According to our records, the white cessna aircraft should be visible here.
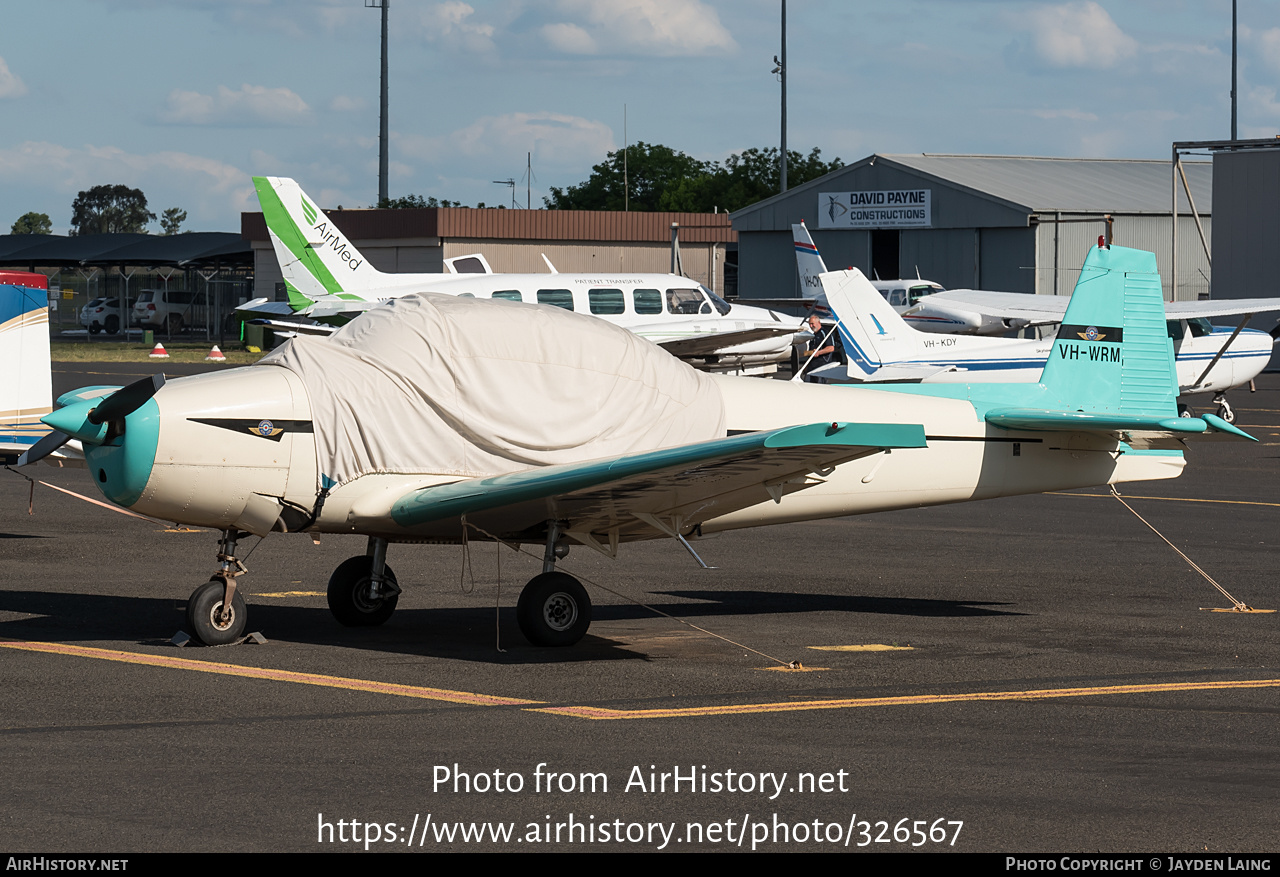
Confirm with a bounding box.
[792,224,1275,422]
[239,177,796,375]
[23,245,1252,648]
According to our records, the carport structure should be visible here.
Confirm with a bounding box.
[0,232,252,342]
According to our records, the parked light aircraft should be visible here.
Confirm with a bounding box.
[792,223,1275,422]
[239,177,796,374]
[0,272,95,468]
[21,245,1252,648]
[0,272,54,464]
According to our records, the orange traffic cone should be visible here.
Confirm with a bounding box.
[149,342,169,359]
[205,345,227,362]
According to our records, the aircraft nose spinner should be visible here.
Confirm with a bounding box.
[40,375,165,507]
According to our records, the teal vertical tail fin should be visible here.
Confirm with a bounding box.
[1039,245,1177,416]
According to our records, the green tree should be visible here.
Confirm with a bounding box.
[545,142,712,212]
[70,184,155,235]
[376,194,462,208]
[545,144,842,213]
[10,211,52,234]
[160,207,187,235]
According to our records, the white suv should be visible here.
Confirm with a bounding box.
[132,289,201,333]
[80,298,122,335]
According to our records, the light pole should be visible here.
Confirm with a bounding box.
[773,0,787,193]
[366,0,389,204]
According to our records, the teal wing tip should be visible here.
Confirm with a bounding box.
[1201,412,1258,441]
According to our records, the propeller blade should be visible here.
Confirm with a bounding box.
[87,374,166,425]
[16,430,72,467]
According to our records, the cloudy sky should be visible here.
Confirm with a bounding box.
[0,0,1274,233]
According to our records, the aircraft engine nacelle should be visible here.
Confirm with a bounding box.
[79,367,316,536]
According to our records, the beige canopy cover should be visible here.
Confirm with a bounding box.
[258,293,727,487]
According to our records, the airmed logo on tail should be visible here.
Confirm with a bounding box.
[301,198,317,225]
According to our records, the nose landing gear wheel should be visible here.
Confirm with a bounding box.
[186,579,248,645]
[516,572,591,647]
[327,555,399,627]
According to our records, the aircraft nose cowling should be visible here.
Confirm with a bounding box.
[46,397,162,508]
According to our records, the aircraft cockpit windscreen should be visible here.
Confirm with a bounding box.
[1188,317,1214,337]
[667,288,712,315]
[908,284,944,306]
[701,285,733,316]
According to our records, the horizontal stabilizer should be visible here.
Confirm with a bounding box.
[985,407,1256,445]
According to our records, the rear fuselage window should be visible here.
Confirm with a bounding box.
[491,290,523,302]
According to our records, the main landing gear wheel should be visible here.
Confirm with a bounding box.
[186,579,247,646]
[1178,403,1195,418]
[327,555,399,627]
[516,572,591,647]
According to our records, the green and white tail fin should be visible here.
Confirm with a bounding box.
[1040,245,1175,415]
[253,177,386,302]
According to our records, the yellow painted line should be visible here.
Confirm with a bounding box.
[256,590,325,598]
[809,644,913,652]
[531,678,1280,720]
[0,641,540,707]
[1049,492,1280,509]
[758,665,828,672]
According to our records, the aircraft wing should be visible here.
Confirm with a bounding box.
[914,290,1280,328]
[657,326,797,358]
[381,421,927,540]
[910,289,1069,324]
[1165,298,1280,321]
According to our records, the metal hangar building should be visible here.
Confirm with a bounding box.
[729,153,1213,302]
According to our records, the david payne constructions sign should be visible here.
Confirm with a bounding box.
[818,189,932,229]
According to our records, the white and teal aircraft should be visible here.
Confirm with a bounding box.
[22,245,1252,648]
[239,176,797,375]
[793,223,1275,422]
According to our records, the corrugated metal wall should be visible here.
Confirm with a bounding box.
[1033,214,1211,301]
[1213,149,1280,301]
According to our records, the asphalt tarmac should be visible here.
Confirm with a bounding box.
[1,364,1277,853]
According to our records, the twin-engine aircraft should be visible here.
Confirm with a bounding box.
[23,245,1252,648]
[792,223,1275,422]
[239,176,796,375]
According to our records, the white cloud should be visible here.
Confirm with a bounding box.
[1254,28,1280,74]
[399,111,615,170]
[541,22,597,54]
[329,95,365,112]
[1246,85,1280,120]
[0,56,27,99]
[159,84,312,126]
[416,2,497,52]
[540,0,736,57]
[0,140,254,227]
[1031,108,1099,122]
[1013,2,1137,68]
